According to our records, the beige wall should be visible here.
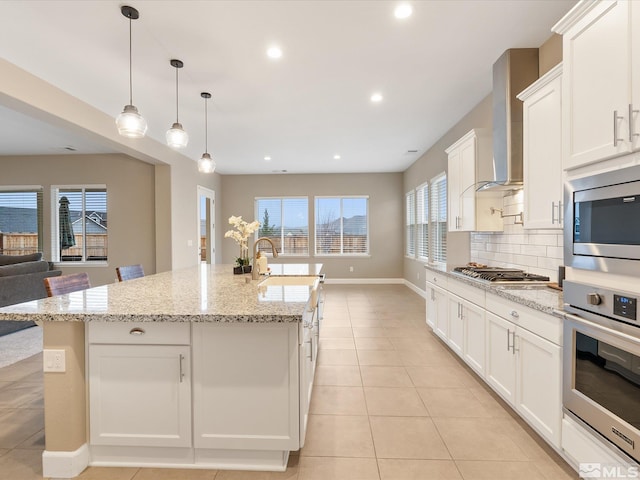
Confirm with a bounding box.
[539,33,563,76]
[403,95,493,291]
[0,154,157,286]
[221,173,403,279]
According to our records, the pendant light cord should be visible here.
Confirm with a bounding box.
[175,67,180,123]
[128,15,133,106]
[204,96,208,153]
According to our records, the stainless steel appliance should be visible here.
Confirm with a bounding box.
[562,280,640,462]
[564,163,640,276]
[452,266,549,284]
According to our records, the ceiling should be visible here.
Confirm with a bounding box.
[0,0,576,175]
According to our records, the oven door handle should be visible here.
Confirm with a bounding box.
[557,309,640,344]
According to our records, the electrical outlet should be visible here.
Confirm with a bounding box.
[417,272,420,280]
[43,349,66,373]
[349,266,354,272]
[187,239,193,247]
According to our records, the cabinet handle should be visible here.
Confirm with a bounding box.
[507,328,512,352]
[613,110,624,147]
[631,104,639,142]
[433,277,437,283]
[129,327,145,336]
[551,202,556,224]
[510,310,519,318]
[431,288,435,301]
[558,201,563,224]
[179,354,185,383]
[306,339,313,362]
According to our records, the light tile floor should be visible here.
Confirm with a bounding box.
[0,284,578,479]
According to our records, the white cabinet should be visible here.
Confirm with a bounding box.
[192,322,300,451]
[448,294,486,376]
[484,303,562,448]
[427,285,448,341]
[554,0,639,170]
[88,323,192,448]
[518,64,564,229]
[446,129,503,232]
[299,305,318,447]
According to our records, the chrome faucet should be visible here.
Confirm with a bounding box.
[252,237,278,279]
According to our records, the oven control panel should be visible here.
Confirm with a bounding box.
[564,281,639,326]
[614,295,637,321]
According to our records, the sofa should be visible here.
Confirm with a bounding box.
[0,253,62,308]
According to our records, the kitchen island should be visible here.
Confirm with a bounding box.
[0,264,323,478]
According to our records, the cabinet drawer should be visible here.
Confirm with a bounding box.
[425,270,448,289]
[88,321,191,345]
[447,277,485,308]
[485,294,561,345]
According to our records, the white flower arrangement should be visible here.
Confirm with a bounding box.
[224,215,260,266]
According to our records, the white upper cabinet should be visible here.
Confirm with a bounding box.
[518,64,563,229]
[554,0,638,170]
[446,129,503,232]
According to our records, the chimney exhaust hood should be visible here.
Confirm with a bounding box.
[479,48,539,191]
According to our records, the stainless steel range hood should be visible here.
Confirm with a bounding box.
[479,49,539,191]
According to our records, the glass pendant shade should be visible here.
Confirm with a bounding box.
[166,122,189,148]
[116,104,147,138]
[198,152,216,173]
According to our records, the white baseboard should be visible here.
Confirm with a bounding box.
[404,280,427,299]
[324,278,404,285]
[43,443,89,479]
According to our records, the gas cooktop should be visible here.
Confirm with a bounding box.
[452,266,550,284]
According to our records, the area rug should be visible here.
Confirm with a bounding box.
[0,325,42,368]
[0,320,36,337]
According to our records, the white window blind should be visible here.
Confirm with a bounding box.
[405,191,416,257]
[315,197,368,255]
[430,174,447,264]
[0,187,44,256]
[255,197,309,255]
[416,183,429,260]
[52,186,108,263]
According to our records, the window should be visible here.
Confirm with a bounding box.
[405,190,415,257]
[416,183,429,260]
[52,186,108,263]
[315,196,368,255]
[255,197,309,255]
[430,173,447,264]
[0,187,43,256]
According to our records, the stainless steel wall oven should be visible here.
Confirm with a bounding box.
[563,280,640,462]
[564,164,640,276]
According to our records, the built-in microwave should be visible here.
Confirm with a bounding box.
[564,164,640,276]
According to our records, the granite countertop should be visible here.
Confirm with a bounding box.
[0,264,323,324]
[424,264,563,315]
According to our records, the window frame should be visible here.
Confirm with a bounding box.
[405,190,416,258]
[314,195,370,257]
[416,182,429,262]
[429,173,447,266]
[51,185,108,266]
[0,186,44,257]
[254,196,310,257]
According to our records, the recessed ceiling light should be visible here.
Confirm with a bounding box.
[394,3,413,19]
[371,93,383,103]
[267,46,283,59]
[333,154,341,160]
[264,156,272,161]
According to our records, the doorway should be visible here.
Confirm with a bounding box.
[197,186,215,264]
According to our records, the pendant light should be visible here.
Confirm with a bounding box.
[198,92,216,173]
[116,5,147,138]
[166,59,189,148]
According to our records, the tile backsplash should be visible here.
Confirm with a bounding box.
[470,190,563,282]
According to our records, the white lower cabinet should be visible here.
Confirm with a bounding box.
[425,271,562,450]
[426,282,448,340]
[485,310,562,448]
[192,322,300,451]
[88,342,192,447]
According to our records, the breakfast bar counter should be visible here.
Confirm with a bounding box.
[0,264,324,478]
